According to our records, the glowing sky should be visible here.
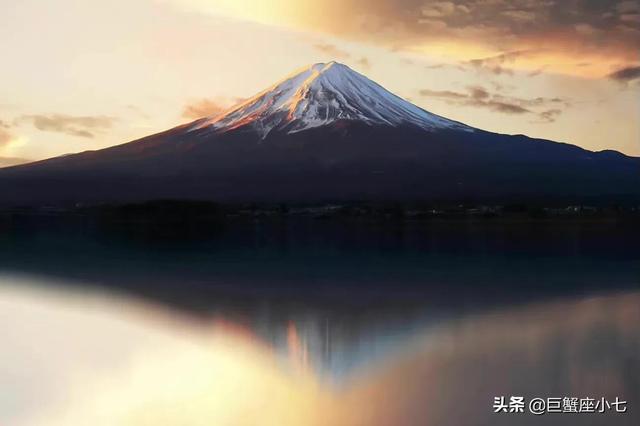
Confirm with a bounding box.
[0,0,638,162]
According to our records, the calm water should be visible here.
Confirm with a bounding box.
[1,218,639,425]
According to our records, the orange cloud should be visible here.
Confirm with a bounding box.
[182,97,245,120]
[0,127,14,147]
[174,0,640,79]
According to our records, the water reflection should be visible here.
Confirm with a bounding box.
[1,275,638,426]
[1,219,638,425]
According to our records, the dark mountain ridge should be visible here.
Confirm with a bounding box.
[1,62,638,207]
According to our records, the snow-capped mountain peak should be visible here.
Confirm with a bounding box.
[194,61,471,138]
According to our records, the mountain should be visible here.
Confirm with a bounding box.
[0,61,638,207]
[194,62,471,137]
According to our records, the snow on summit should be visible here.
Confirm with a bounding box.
[195,61,471,138]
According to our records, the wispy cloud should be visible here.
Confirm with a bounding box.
[313,43,351,60]
[418,89,468,100]
[198,0,640,78]
[607,65,640,84]
[312,43,372,70]
[419,85,569,122]
[0,119,25,158]
[536,109,563,123]
[0,128,13,147]
[182,97,245,120]
[465,50,533,75]
[0,120,18,149]
[167,0,639,78]
[19,114,115,138]
[527,66,548,77]
[356,56,371,70]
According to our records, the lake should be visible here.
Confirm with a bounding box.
[1,217,639,425]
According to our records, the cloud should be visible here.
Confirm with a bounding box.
[500,9,537,23]
[173,0,640,77]
[193,0,640,78]
[419,85,568,121]
[486,101,529,114]
[0,120,20,149]
[419,89,468,100]
[0,121,25,157]
[182,97,245,119]
[465,50,532,75]
[468,85,489,100]
[313,43,351,59]
[125,104,150,120]
[607,65,640,82]
[356,57,371,70]
[20,114,114,138]
[617,1,639,14]
[527,66,548,77]
[421,1,468,18]
[0,128,13,147]
[312,43,372,70]
[537,109,563,123]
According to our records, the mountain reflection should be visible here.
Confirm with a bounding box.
[1,219,638,425]
[1,276,638,426]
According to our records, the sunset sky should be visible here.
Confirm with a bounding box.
[1,0,638,164]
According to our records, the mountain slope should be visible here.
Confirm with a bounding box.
[0,62,638,206]
[193,61,471,137]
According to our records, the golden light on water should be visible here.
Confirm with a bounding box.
[0,280,330,426]
[48,336,326,426]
